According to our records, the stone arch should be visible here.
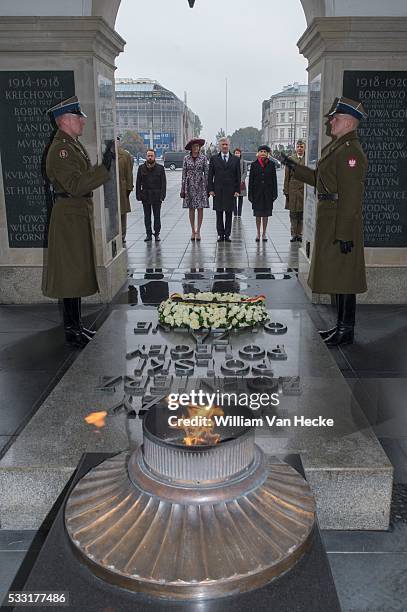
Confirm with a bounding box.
[2,1,405,26]
[93,0,407,30]
[1,0,407,308]
[95,0,321,28]
[92,0,121,26]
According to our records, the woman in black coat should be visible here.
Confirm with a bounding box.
[248,145,277,242]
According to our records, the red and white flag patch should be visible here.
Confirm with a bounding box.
[59,149,69,159]
[347,157,357,168]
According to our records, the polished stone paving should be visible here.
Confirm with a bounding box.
[0,169,406,609]
[0,309,391,532]
[124,169,301,271]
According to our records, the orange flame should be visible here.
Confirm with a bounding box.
[243,294,266,303]
[174,404,224,446]
[85,411,107,428]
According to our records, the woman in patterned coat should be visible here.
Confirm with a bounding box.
[180,138,209,241]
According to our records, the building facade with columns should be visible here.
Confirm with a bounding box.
[115,78,198,155]
[0,0,406,305]
[262,83,308,151]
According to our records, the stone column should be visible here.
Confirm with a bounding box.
[298,17,407,303]
[0,17,127,303]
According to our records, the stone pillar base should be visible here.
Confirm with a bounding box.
[299,248,407,304]
[0,248,127,304]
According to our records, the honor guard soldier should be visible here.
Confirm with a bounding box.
[283,139,306,242]
[44,96,115,348]
[281,97,368,346]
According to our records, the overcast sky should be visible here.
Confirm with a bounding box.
[115,0,308,143]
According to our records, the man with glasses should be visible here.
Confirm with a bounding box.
[44,96,114,348]
[281,97,368,347]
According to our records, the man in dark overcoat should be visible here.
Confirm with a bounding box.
[282,96,368,347]
[136,149,166,242]
[44,96,114,348]
[208,137,240,242]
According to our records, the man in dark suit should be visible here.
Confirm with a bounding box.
[208,137,240,242]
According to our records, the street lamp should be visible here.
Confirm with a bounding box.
[293,100,297,147]
[187,0,196,7]
[150,95,155,150]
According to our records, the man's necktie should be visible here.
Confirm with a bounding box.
[223,155,227,163]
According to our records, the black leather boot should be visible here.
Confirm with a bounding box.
[76,297,96,337]
[319,294,344,339]
[319,326,337,339]
[325,294,356,347]
[72,298,94,341]
[63,298,89,348]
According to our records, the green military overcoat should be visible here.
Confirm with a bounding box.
[118,147,134,214]
[44,129,110,298]
[293,131,368,294]
[283,154,305,212]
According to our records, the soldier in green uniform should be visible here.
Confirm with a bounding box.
[281,97,368,347]
[44,96,114,348]
[283,139,306,242]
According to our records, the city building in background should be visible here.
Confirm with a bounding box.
[262,83,308,151]
[115,78,201,156]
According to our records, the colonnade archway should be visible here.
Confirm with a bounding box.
[0,0,407,304]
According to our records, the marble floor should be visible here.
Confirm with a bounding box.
[125,169,300,270]
[0,168,406,610]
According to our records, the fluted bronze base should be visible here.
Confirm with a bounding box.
[64,450,315,600]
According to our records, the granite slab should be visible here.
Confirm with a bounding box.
[0,308,393,530]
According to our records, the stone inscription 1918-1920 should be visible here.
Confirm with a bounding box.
[0,71,75,248]
[343,71,407,247]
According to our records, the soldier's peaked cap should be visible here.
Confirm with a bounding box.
[326,96,367,120]
[46,96,87,119]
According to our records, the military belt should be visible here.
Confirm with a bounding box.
[54,192,93,199]
[317,193,338,201]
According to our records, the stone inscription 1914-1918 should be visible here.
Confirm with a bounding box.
[343,71,407,247]
[0,71,75,248]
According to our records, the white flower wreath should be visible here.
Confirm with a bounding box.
[158,292,268,330]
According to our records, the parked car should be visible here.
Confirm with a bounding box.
[270,156,282,169]
[242,151,257,162]
[242,151,281,169]
[163,151,186,170]
[242,151,257,171]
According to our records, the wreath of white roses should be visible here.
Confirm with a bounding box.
[158,292,268,330]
